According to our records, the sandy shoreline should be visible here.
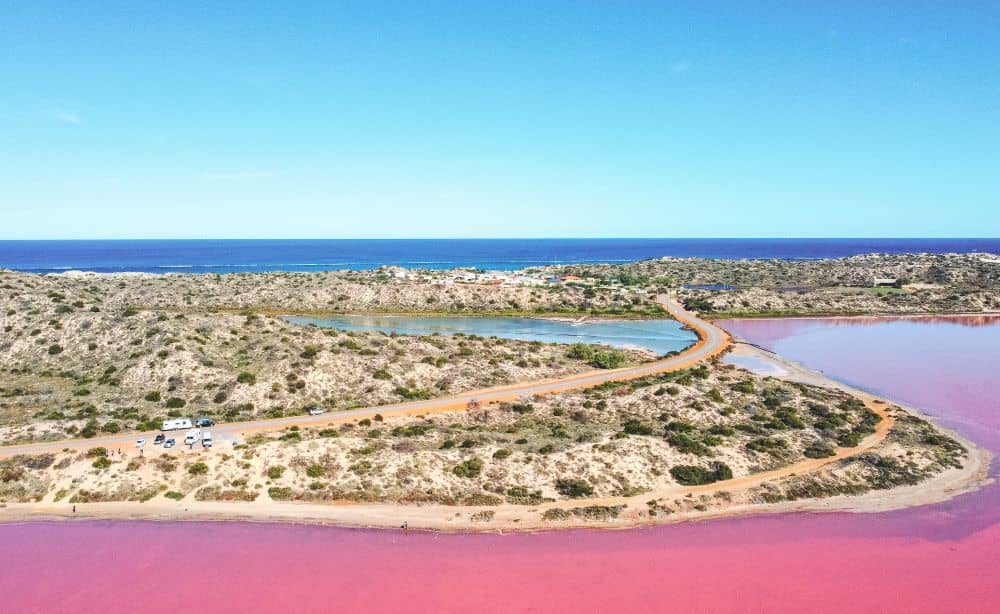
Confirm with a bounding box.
[1,342,990,533]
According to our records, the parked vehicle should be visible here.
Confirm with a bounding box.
[154,434,165,445]
[183,429,202,446]
[161,418,193,431]
[135,438,146,448]
[195,418,215,428]
[164,438,176,448]
[307,407,325,416]
[202,432,214,447]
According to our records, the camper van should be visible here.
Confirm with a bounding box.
[183,429,202,446]
[201,432,214,448]
[161,418,193,431]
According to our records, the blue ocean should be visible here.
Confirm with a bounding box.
[0,239,997,274]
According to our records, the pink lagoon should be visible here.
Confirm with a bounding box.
[3,316,999,613]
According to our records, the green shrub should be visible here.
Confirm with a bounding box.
[566,343,595,361]
[452,457,484,478]
[86,447,109,458]
[306,464,325,478]
[164,397,186,409]
[395,386,432,400]
[391,424,432,437]
[80,420,99,438]
[506,486,543,505]
[373,368,392,380]
[773,407,805,429]
[804,440,836,458]
[669,462,733,486]
[622,419,653,436]
[555,478,594,498]
[266,465,286,479]
[492,448,512,460]
[707,424,735,436]
[511,402,534,414]
[682,297,715,313]
[542,508,572,521]
[664,420,696,433]
[268,487,294,501]
[48,344,64,355]
[747,437,787,454]
[837,430,863,447]
[590,350,627,369]
[666,433,711,456]
[144,391,161,402]
[164,491,184,501]
[237,372,256,385]
[91,457,112,470]
[0,463,26,483]
[186,462,208,476]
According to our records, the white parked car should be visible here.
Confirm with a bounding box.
[183,429,202,446]
[201,432,214,447]
[135,438,146,448]
[307,407,325,416]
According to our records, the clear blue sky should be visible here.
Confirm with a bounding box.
[1,1,997,239]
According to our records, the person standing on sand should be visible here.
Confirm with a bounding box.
[72,505,76,513]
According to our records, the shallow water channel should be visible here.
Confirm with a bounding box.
[285,314,698,355]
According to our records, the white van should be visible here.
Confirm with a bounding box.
[201,432,214,448]
[183,429,202,446]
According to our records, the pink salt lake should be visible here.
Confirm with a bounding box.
[2,316,999,613]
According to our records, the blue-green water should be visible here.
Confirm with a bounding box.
[286,314,697,355]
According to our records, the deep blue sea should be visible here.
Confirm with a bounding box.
[0,239,997,274]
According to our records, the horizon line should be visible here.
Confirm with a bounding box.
[1,237,998,242]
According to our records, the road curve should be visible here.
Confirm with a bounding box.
[0,296,730,458]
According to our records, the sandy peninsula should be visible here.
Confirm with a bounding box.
[0,255,995,531]
[0,345,988,532]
